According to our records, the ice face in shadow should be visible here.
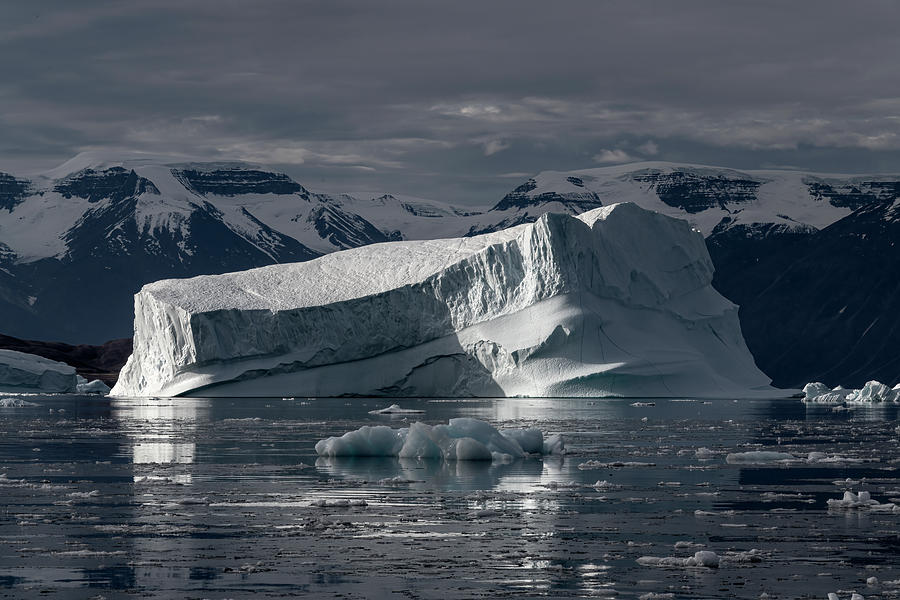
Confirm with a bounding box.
[112,202,774,398]
[0,349,77,393]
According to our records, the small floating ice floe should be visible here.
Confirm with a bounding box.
[310,498,368,508]
[368,404,425,415]
[315,417,564,461]
[377,476,417,486]
[546,480,583,490]
[695,447,716,460]
[75,376,110,394]
[0,398,38,408]
[637,550,719,568]
[578,460,656,469]
[806,452,866,465]
[832,478,862,487]
[592,480,621,490]
[725,451,797,464]
[726,451,866,465]
[827,491,900,513]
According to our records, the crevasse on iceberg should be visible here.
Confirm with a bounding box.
[111,202,773,398]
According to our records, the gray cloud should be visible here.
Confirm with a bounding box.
[2,0,899,204]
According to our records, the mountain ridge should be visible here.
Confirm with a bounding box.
[1,152,898,388]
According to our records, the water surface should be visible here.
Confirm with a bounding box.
[0,395,898,598]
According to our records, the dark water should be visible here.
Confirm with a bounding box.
[0,395,898,599]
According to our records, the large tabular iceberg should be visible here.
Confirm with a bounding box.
[0,349,77,393]
[111,203,773,398]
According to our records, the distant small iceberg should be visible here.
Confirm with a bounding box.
[368,404,424,415]
[803,380,900,404]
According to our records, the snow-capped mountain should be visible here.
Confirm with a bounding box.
[1,153,898,388]
[477,162,896,236]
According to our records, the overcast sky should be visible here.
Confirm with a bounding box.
[2,0,900,205]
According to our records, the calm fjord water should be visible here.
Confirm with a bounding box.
[0,395,898,599]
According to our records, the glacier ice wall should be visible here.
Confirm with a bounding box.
[112,202,774,398]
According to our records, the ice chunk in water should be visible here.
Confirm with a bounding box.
[725,451,796,464]
[500,428,544,454]
[76,376,111,394]
[542,433,566,455]
[637,550,719,568]
[827,490,900,512]
[398,422,443,459]
[317,417,560,461]
[314,425,407,457]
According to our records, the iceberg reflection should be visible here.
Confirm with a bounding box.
[112,398,210,482]
[315,455,547,492]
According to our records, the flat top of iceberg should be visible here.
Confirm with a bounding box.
[0,349,75,375]
[140,204,626,313]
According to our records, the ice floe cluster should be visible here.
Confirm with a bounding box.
[725,450,867,465]
[0,398,39,408]
[315,417,564,461]
[803,380,900,404]
[637,550,720,568]
[827,491,900,513]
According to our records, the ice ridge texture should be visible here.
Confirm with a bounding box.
[0,349,77,393]
[111,203,772,398]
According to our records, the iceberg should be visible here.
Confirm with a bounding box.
[827,490,900,513]
[315,417,561,461]
[804,380,900,404]
[0,349,77,393]
[636,551,720,569]
[112,202,773,398]
[76,376,111,395]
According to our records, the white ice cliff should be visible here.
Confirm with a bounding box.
[111,202,774,398]
[0,349,77,393]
